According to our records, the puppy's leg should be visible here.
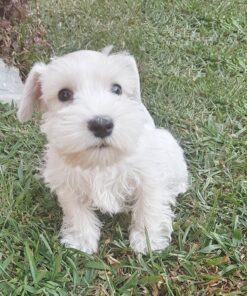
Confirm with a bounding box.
[130,183,174,254]
[57,188,101,254]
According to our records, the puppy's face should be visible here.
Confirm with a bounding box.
[18,49,152,168]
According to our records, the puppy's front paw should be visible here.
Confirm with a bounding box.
[60,233,98,254]
[129,229,170,254]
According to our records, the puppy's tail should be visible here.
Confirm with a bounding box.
[0,59,23,105]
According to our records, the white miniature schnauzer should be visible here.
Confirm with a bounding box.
[17,47,188,254]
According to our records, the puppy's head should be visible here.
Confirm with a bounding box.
[18,48,153,168]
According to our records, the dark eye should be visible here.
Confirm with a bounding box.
[58,88,73,102]
[111,83,122,95]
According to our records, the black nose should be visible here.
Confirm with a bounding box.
[88,116,114,138]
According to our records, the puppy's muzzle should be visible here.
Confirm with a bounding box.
[88,116,114,138]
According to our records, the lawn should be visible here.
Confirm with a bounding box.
[0,0,246,295]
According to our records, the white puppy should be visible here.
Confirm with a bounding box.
[17,48,188,254]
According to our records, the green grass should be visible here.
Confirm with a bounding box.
[0,0,247,295]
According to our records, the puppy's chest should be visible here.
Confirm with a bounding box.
[79,167,138,214]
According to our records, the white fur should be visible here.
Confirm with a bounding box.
[17,48,188,254]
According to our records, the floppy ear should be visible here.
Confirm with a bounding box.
[17,62,46,123]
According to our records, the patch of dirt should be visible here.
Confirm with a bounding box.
[0,0,51,75]
[0,0,28,62]
[0,0,27,20]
